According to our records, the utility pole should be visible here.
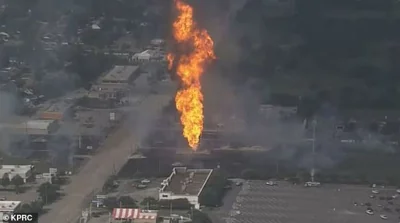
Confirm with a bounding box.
[311,119,317,182]
[45,184,48,205]
[89,202,92,219]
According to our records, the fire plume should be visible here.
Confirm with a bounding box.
[168,0,215,150]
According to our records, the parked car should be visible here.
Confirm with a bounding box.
[266,181,277,186]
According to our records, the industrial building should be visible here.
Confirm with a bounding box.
[40,100,74,120]
[88,84,129,101]
[159,167,213,209]
[0,201,21,219]
[111,208,158,223]
[4,119,59,136]
[87,65,140,102]
[259,104,298,120]
[100,65,140,85]
[0,165,34,183]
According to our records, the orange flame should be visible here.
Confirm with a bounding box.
[168,0,215,150]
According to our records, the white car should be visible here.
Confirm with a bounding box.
[396,189,400,194]
[372,190,379,194]
[380,215,388,220]
[141,179,151,184]
[266,181,277,186]
[304,181,321,187]
[366,210,374,215]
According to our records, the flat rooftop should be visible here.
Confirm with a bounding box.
[101,65,139,82]
[0,201,21,212]
[0,165,32,175]
[164,168,212,196]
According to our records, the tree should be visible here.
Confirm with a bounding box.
[191,210,212,223]
[240,169,259,180]
[159,199,192,210]
[30,200,44,213]
[18,203,32,213]
[140,197,159,209]
[102,176,117,192]
[102,197,119,210]
[118,196,137,208]
[37,182,60,204]
[1,173,10,188]
[11,175,24,193]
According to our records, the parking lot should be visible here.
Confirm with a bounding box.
[107,178,162,202]
[213,181,400,223]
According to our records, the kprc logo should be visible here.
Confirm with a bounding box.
[2,213,36,222]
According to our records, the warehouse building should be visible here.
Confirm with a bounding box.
[159,167,213,209]
[100,65,140,85]
[88,84,129,101]
[4,119,59,136]
[87,65,140,103]
[0,165,34,183]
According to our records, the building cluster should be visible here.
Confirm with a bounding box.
[89,167,213,223]
[0,87,125,172]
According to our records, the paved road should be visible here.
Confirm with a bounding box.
[39,93,173,223]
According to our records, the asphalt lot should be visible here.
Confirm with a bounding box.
[211,181,400,223]
[0,178,51,204]
[108,178,162,202]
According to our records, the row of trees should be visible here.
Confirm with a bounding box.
[0,173,24,193]
[17,200,44,214]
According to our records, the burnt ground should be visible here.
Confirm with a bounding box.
[118,108,400,186]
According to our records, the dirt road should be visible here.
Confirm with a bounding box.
[39,93,173,223]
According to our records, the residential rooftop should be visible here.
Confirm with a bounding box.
[161,167,213,196]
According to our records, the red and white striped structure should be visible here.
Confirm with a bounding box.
[112,208,157,220]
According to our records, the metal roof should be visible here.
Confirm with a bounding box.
[102,65,139,82]
[0,201,21,212]
[112,208,157,220]
[23,120,55,130]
